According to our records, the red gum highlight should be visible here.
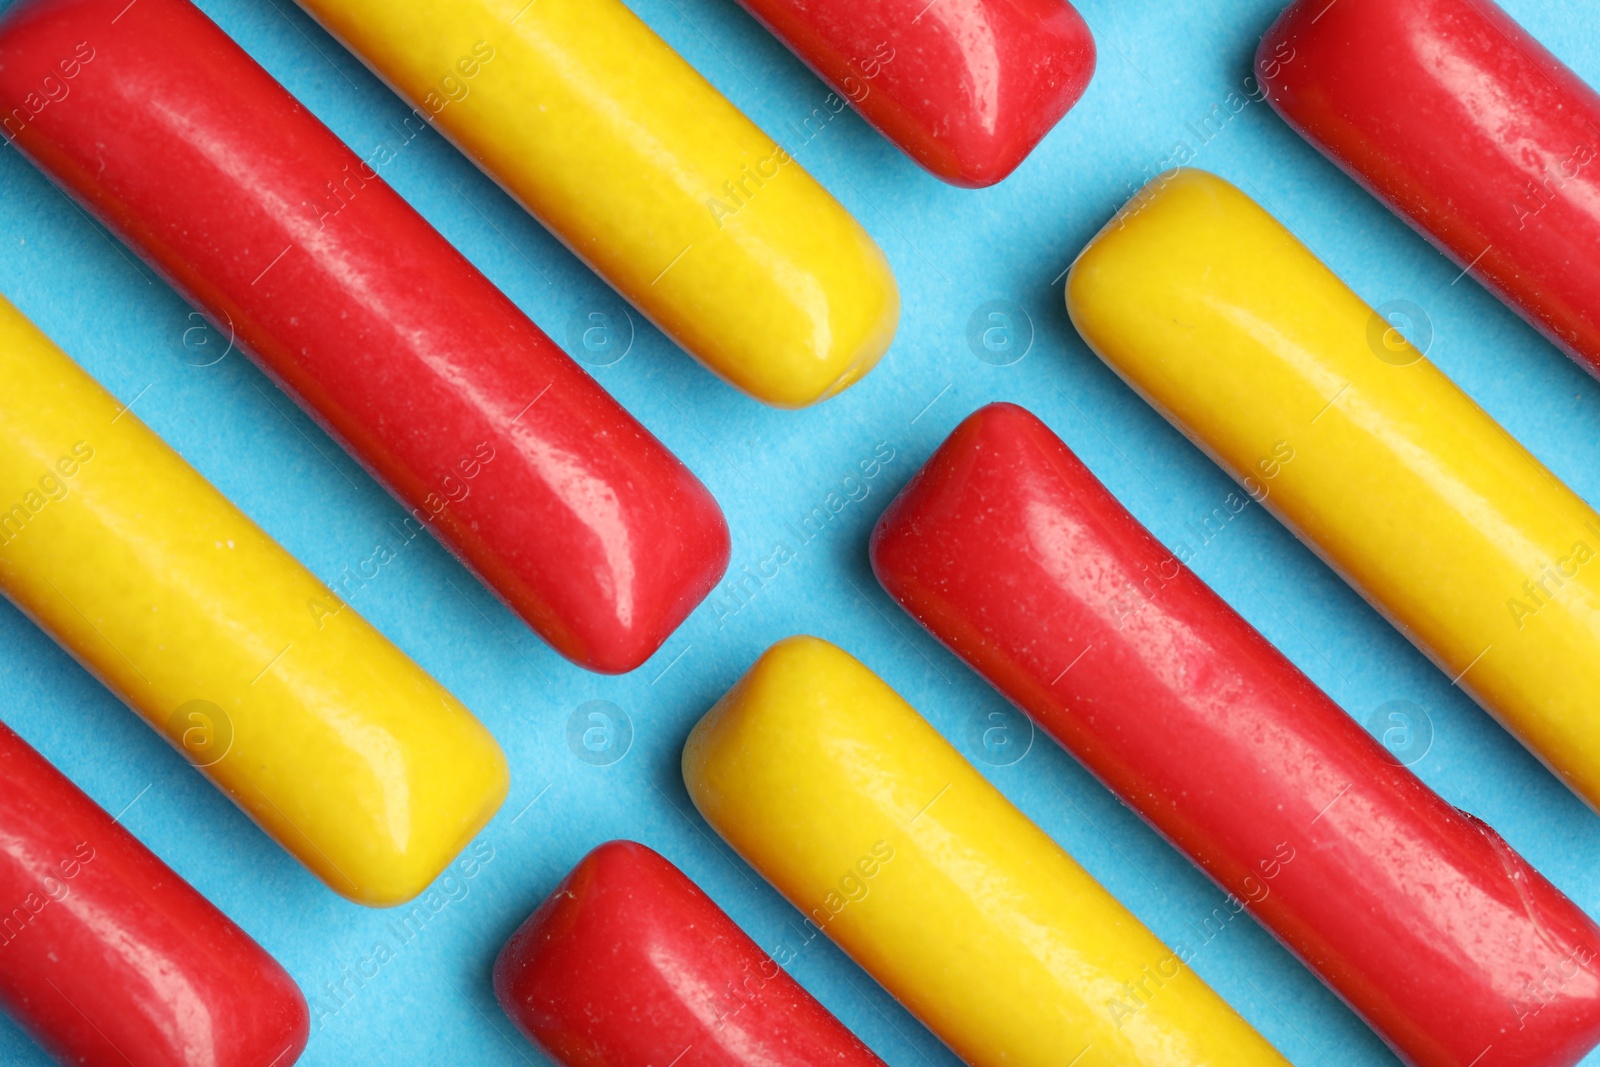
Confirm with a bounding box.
[733,0,1095,187]
[871,402,1600,1067]
[0,722,309,1067]
[493,840,886,1067]
[0,0,730,674]
[1259,0,1600,380]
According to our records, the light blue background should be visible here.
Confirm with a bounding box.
[1,0,1597,1063]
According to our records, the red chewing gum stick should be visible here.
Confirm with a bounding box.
[870,403,1600,1067]
[493,840,885,1067]
[1259,0,1600,379]
[734,0,1094,187]
[0,0,730,674]
[0,721,309,1067]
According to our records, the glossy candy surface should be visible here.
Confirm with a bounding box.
[729,0,1095,187]
[1068,168,1600,812]
[871,402,1600,1067]
[292,0,900,408]
[0,0,730,675]
[0,295,507,907]
[493,839,886,1067]
[683,635,1290,1067]
[0,721,310,1067]
[1259,0,1600,379]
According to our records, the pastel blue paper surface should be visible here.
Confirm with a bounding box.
[1,0,1598,1063]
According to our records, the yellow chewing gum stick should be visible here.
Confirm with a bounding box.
[0,296,508,906]
[1067,168,1600,811]
[682,636,1289,1067]
[293,0,900,408]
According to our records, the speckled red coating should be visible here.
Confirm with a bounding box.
[0,0,730,674]
[493,840,885,1067]
[0,722,308,1067]
[871,403,1600,1067]
[733,0,1095,186]
[1259,0,1600,380]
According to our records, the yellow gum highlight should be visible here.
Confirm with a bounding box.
[1068,167,1600,812]
[0,296,507,906]
[294,0,900,407]
[683,635,1289,1067]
